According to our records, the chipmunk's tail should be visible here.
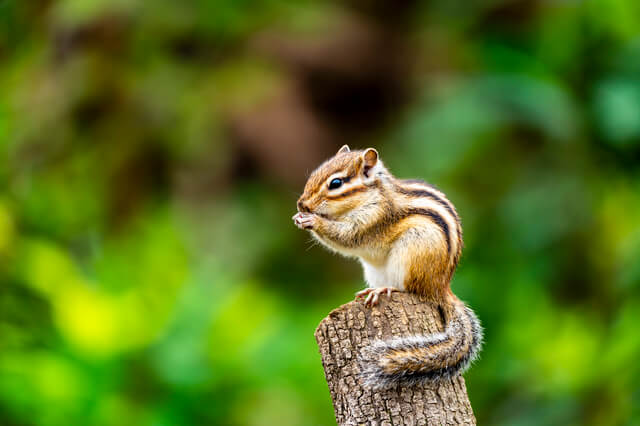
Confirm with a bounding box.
[359,296,483,389]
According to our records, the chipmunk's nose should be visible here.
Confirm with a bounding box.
[297,199,311,213]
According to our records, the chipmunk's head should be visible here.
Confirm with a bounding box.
[297,145,388,219]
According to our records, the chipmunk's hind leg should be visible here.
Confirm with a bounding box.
[356,287,398,307]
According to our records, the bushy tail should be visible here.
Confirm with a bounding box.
[359,297,483,389]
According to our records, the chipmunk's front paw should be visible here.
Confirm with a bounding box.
[293,212,318,230]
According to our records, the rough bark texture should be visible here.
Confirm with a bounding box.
[315,292,476,425]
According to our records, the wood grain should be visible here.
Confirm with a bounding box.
[315,292,476,425]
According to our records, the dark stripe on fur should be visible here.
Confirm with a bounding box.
[341,202,451,254]
[320,179,451,254]
[406,208,451,255]
[394,183,460,225]
[396,179,463,269]
[326,185,368,200]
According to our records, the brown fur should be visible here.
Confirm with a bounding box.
[360,295,482,388]
[296,147,483,388]
[299,151,364,210]
[326,185,369,200]
[404,244,450,302]
[297,149,461,301]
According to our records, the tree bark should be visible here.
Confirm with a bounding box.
[314,292,476,425]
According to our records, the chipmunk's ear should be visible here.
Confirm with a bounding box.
[362,148,378,177]
[337,144,350,154]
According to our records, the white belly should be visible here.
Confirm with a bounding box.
[360,259,406,291]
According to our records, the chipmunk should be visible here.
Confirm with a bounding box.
[293,145,482,389]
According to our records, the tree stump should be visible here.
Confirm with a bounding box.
[314,292,476,425]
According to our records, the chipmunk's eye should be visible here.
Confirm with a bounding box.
[328,178,343,190]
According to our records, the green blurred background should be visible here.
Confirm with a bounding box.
[2,0,640,425]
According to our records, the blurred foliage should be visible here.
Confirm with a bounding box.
[1,0,640,425]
